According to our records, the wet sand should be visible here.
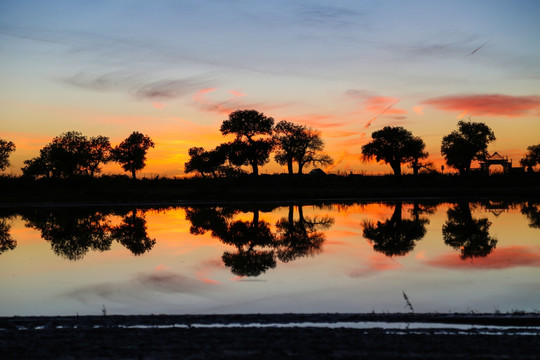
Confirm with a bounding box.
[2,313,539,359]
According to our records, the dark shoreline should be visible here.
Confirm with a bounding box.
[1,173,539,205]
[2,313,539,359]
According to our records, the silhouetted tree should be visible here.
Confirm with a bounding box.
[442,203,498,259]
[220,110,274,176]
[112,132,155,179]
[362,127,427,177]
[0,218,16,255]
[441,121,496,175]
[184,146,231,178]
[22,148,51,178]
[111,210,156,255]
[22,209,113,260]
[274,205,333,262]
[86,135,112,177]
[362,202,429,256]
[521,202,540,229]
[21,132,110,178]
[274,121,333,176]
[0,139,16,172]
[408,136,429,176]
[520,144,540,172]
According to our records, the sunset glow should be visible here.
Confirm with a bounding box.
[1,1,539,177]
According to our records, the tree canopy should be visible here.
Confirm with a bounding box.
[520,144,540,172]
[361,126,427,177]
[21,131,111,178]
[112,131,154,179]
[274,120,333,175]
[184,146,228,178]
[220,109,274,176]
[0,139,16,172]
[441,120,496,175]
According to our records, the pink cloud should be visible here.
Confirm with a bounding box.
[227,90,246,97]
[348,254,402,278]
[344,89,407,127]
[285,114,345,129]
[422,94,540,117]
[192,88,282,115]
[425,246,540,269]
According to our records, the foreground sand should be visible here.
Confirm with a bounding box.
[2,313,539,359]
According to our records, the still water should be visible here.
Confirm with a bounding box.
[1,201,539,316]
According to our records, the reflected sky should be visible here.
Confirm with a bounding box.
[1,201,539,316]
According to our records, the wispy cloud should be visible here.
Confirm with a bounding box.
[423,94,540,117]
[192,88,286,115]
[64,71,212,101]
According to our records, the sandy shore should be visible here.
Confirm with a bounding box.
[2,313,539,359]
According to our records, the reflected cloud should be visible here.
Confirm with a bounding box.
[66,268,211,303]
[348,254,402,278]
[425,246,540,269]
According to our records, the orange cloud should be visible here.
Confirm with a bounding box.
[423,94,540,117]
[425,246,540,269]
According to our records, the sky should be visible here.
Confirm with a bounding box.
[1,0,540,177]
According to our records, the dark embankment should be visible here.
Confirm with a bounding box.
[1,173,539,205]
[2,313,539,359]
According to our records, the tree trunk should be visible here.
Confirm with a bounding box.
[297,161,304,175]
[131,168,137,179]
[391,202,403,224]
[251,161,259,176]
[287,158,294,176]
[390,162,401,177]
[288,205,294,224]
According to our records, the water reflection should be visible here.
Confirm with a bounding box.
[0,217,16,255]
[362,202,430,257]
[275,205,333,263]
[2,201,537,267]
[20,208,155,260]
[185,205,334,276]
[521,202,540,229]
[442,203,498,259]
[111,210,156,256]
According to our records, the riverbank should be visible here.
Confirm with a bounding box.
[1,173,540,204]
[2,313,539,359]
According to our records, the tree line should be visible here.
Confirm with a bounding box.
[1,109,539,178]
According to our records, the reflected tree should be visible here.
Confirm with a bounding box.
[521,202,540,229]
[275,205,333,262]
[22,209,113,261]
[220,209,277,277]
[363,202,429,257]
[111,210,156,255]
[442,203,498,259]
[0,217,16,255]
[185,205,334,277]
